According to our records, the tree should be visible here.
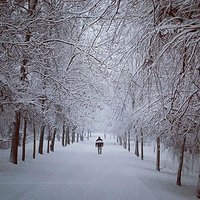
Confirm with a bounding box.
[141,129,144,160]
[156,136,160,171]
[22,118,27,161]
[38,125,45,154]
[135,135,139,157]
[196,171,200,199]
[9,111,20,164]
[50,128,56,152]
[176,137,186,186]
[33,124,36,159]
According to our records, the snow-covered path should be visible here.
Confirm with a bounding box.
[0,134,197,200]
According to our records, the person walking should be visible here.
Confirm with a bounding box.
[95,136,104,154]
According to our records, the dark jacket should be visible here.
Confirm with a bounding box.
[95,137,104,147]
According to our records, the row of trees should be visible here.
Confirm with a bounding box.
[102,0,200,198]
[0,0,199,198]
[0,0,104,163]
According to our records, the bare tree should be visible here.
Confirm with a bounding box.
[156,136,160,171]
[9,111,21,164]
[22,118,27,161]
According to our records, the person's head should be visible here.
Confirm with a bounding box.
[98,136,101,139]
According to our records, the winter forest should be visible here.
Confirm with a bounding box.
[0,0,200,199]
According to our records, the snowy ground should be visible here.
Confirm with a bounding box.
[0,133,198,200]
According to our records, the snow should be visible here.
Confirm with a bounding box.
[0,133,198,200]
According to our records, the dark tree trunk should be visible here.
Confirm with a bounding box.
[62,124,65,147]
[20,0,38,82]
[135,135,139,157]
[156,136,160,171]
[80,130,84,141]
[22,118,27,161]
[67,127,70,145]
[72,127,76,143]
[64,126,68,146]
[47,131,50,153]
[196,171,200,199]
[176,137,186,186]
[76,132,79,143]
[119,136,122,146]
[128,131,130,152]
[9,111,21,164]
[28,0,38,15]
[141,130,144,160]
[38,125,45,154]
[33,124,36,159]
[50,128,56,152]
[65,126,70,146]
[124,132,127,149]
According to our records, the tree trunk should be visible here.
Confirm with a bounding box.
[20,0,38,82]
[65,126,70,146]
[176,137,186,186]
[124,132,127,149]
[156,136,160,171]
[22,118,27,161]
[87,129,90,140]
[33,124,36,159]
[50,128,56,152]
[47,131,50,153]
[128,131,130,152]
[196,170,200,199]
[80,129,84,141]
[76,132,79,143]
[67,127,70,145]
[72,127,76,143]
[119,136,122,146]
[28,0,38,15]
[10,111,21,164]
[141,130,144,160]
[62,124,65,147]
[135,135,139,157]
[38,125,45,154]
